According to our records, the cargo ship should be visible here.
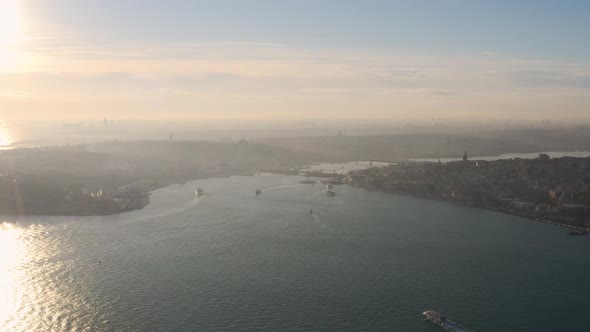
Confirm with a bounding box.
[423,310,467,332]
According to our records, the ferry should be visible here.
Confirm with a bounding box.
[569,229,589,236]
[423,310,467,332]
[321,178,343,185]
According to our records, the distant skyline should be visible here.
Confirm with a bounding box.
[1,0,590,123]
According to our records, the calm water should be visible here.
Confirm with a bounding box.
[2,174,590,331]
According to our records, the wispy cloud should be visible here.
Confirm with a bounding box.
[500,69,590,88]
[0,90,35,99]
[301,88,351,94]
[3,38,590,120]
[383,88,459,96]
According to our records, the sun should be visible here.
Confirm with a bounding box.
[0,0,22,52]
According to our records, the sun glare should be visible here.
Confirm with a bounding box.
[0,0,22,52]
[0,129,12,147]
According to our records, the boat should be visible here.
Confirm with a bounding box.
[255,189,262,196]
[321,178,343,185]
[569,229,589,236]
[423,310,468,332]
[326,190,336,197]
[196,187,204,196]
[300,179,317,184]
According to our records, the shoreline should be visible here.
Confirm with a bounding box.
[350,184,590,233]
[260,169,589,233]
[0,170,260,217]
[4,170,588,234]
[201,170,590,233]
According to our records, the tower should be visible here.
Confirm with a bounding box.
[462,151,468,162]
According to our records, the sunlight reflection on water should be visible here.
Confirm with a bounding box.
[0,222,78,331]
[0,222,25,330]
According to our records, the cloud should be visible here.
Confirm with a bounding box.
[301,88,350,94]
[369,69,419,78]
[501,69,590,88]
[383,88,459,96]
[3,38,590,121]
[0,90,35,99]
[158,88,194,95]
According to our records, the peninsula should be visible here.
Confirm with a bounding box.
[0,140,318,216]
[346,153,590,231]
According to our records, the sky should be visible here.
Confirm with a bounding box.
[1,0,590,124]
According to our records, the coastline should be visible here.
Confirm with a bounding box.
[5,167,588,234]
[263,168,589,233]
[349,184,590,233]
[0,170,260,217]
